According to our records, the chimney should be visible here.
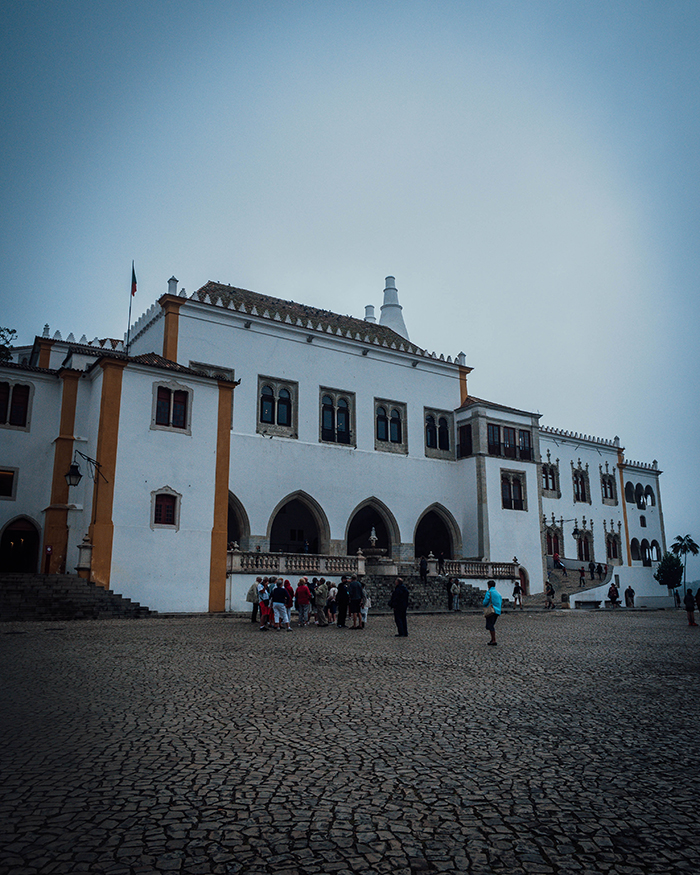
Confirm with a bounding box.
[378,276,409,340]
[364,305,376,323]
[168,276,178,296]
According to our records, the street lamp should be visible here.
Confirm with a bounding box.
[64,451,107,488]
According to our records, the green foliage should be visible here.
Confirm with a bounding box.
[654,552,683,589]
[0,326,17,363]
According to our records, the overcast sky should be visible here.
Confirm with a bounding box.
[1,1,698,580]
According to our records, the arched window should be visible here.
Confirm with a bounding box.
[260,385,275,424]
[376,406,388,441]
[438,417,450,451]
[573,471,587,502]
[277,388,292,426]
[390,409,402,443]
[644,486,656,507]
[635,483,646,509]
[321,394,335,441]
[577,535,591,562]
[542,464,558,493]
[641,539,651,566]
[425,415,437,448]
[606,535,619,561]
[336,398,350,444]
[630,538,640,561]
[651,540,660,561]
[625,482,635,503]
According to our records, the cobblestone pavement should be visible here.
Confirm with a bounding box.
[1,610,699,875]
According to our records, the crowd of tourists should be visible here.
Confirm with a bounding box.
[246,574,371,631]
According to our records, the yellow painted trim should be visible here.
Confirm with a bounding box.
[458,364,472,406]
[88,359,127,588]
[43,369,81,573]
[617,449,632,566]
[209,381,233,612]
[37,339,54,369]
[159,295,185,362]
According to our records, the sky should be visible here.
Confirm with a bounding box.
[1,0,699,580]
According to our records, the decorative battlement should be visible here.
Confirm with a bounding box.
[41,325,124,351]
[622,458,660,472]
[540,426,621,448]
[124,302,163,346]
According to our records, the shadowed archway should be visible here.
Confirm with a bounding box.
[413,504,461,560]
[268,491,331,554]
[345,498,401,558]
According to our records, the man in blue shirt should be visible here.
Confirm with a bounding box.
[483,579,502,646]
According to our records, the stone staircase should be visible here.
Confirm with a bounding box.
[364,573,489,612]
[526,565,612,609]
[0,573,154,621]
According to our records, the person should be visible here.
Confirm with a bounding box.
[336,577,349,628]
[624,584,635,608]
[295,577,312,626]
[512,579,523,610]
[696,588,700,614]
[683,589,698,626]
[389,577,409,637]
[437,552,445,575]
[607,582,620,608]
[446,577,453,611]
[545,580,555,610]
[419,556,428,583]
[596,563,603,580]
[283,579,295,627]
[579,566,586,588]
[553,552,567,575]
[450,578,461,611]
[483,579,502,645]
[326,580,338,625]
[270,578,291,630]
[588,560,596,581]
[674,589,681,608]
[257,577,271,630]
[348,575,363,629]
[247,577,261,623]
[314,578,328,626]
[360,582,371,628]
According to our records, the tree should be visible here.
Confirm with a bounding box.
[0,327,17,363]
[654,552,683,592]
[671,534,699,596]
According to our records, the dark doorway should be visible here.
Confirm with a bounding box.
[227,502,241,546]
[347,506,391,556]
[0,519,40,572]
[270,498,319,553]
[414,510,452,559]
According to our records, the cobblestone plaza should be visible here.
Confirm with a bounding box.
[1,610,698,875]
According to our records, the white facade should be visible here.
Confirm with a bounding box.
[0,275,668,612]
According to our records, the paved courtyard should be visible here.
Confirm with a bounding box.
[1,609,699,875]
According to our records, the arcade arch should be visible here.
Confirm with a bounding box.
[0,516,41,573]
[413,504,461,559]
[345,498,400,558]
[268,491,330,554]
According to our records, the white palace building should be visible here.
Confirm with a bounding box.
[0,275,668,612]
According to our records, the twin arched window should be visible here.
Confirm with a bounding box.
[376,406,403,443]
[259,381,295,432]
[425,414,450,451]
[322,394,351,444]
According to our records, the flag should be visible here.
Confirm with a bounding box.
[131,262,137,297]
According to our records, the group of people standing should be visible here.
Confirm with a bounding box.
[247,574,371,631]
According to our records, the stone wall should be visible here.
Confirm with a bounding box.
[363,573,489,612]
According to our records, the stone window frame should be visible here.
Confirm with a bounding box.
[319,387,356,448]
[576,530,594,562]
[257,375,298,439]
[501,469,527,511]
[544,523,563,556]
[571,460,591,505]
[0,379,34,432]
[0,466,18,500]
[150,380,193,435]
[599,464,618,506]
[541,458,561,498]
[424,407,454,460]
[374,398,408,455]
[150,486,182,531]
[606,533,622,564]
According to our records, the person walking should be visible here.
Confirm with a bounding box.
[283,579,295,628]
[588,560,596,580]
[512,579,523,610]
[545,580,556,609]
[247,577,261,623]
[683,589,698,626]
[624,585,635,608]
[608,582,620,608]
[336,577,350,628]
[348,575,363,629]
[270,578,291,630]
[389,577,409,637]
[257,577,271,630]
[360,582,371,628]
[483,579,502,646]
[314,578,329,626]
[326,581,338,625]
[578,566,586,588]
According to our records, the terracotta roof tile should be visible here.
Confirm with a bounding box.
[192,281,425,355]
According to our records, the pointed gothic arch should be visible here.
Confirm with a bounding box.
[413,503,462,560]
[267,490,331,554]
[345,497,401,558]
[227,492,251,550]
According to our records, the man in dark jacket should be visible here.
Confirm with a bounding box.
[389,577,409,637]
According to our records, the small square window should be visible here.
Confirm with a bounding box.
[0,468,17,499]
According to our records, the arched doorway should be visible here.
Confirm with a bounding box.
[227,492,250,550]
[414,509,454,559]
[519,567,530,596]
[269,495,327,554]
[347,505,393,557]
[0,518,41,572]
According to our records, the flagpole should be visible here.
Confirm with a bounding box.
[125,261,136,355]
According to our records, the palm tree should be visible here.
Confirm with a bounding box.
[671,534,699,597]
